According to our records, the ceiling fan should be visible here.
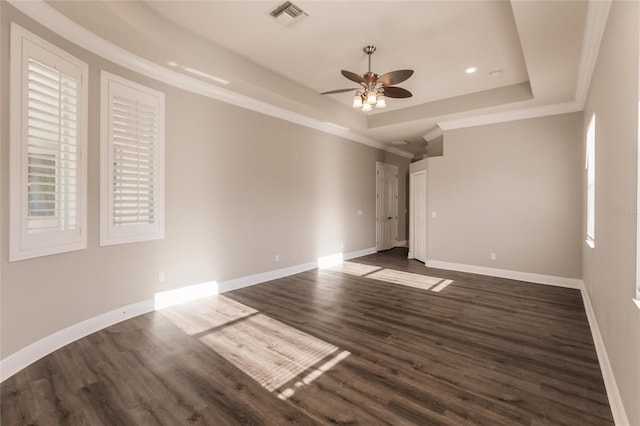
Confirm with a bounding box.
[321,45,413,111]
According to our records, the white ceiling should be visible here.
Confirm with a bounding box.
[144,1,530,111]
[45,0,593,157]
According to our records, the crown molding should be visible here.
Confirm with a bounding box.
[575,0,612,108]
[437,0,611,132]
[422,126,443,142]
[7,0,610,157]
[438,101,582,131]
[7,0,414,160]
[385,146,415,159]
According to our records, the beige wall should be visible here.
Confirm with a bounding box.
[0,4,409,359]
[428,113,583,279]
[582,2,640,424]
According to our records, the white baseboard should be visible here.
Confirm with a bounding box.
[396,240,408,247]
[154,281,219,309]
[0,247,377,382]
[425,259,583,289]
[0,299,154,382]
[344,247,378,260]
[579,285,630,426]
[218,261,318,293]
[218,247,376,293]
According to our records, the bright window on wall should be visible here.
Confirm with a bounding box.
[9,24,88,261]
[637,102,640,304]
[100,72,165,246]
[586,114,596,248]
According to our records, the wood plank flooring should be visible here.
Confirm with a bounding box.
[1,248,614,425]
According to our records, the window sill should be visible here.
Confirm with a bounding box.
[585,239,595,249]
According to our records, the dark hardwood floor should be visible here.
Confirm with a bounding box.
[1,248,613,425]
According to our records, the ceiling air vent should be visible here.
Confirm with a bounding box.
[269,1,308,27]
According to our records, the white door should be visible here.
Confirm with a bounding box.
[410,170,427,262]
[376,162,398,251]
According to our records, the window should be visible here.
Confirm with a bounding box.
[9,24,88,261]
[586,114,596,248]
[100,72,165,245]
[637,102,640,305]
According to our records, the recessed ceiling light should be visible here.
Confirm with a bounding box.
[466,67,477,74]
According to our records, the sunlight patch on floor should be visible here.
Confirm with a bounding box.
[431,280,453,292]
[323,260,455,293]
[278,349,351,400]
[199,313,347,394]
[367,268,454,292]
[159,294,257,335]
[326,261,382,276]
[162,295,350,399]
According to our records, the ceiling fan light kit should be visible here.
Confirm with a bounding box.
[321,45,413,112]
[353,94,363,108]
[366,90,378,105]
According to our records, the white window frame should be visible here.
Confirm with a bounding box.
[9,23,88,261]
[586,114,596,248]
[636,101,640,306]
[100,72,165,246]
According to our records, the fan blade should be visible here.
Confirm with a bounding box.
[383,86,413,98]
[380,70,414,86]
[341,70,366,84]
[321,88,357,95]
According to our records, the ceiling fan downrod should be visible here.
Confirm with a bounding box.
[364,45,376,76]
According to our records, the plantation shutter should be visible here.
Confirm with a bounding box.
[27,58,79,233]
[101,72,165,245]
[10,23,88,261]
[111,92,157,225]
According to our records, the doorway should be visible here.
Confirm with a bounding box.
[409,170,427,263]
[376,162,398,251]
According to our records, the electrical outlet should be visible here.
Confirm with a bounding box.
[158,272,166,282]
[275,254,280,262]
[432,212,437,218]
[490,253,497,261]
